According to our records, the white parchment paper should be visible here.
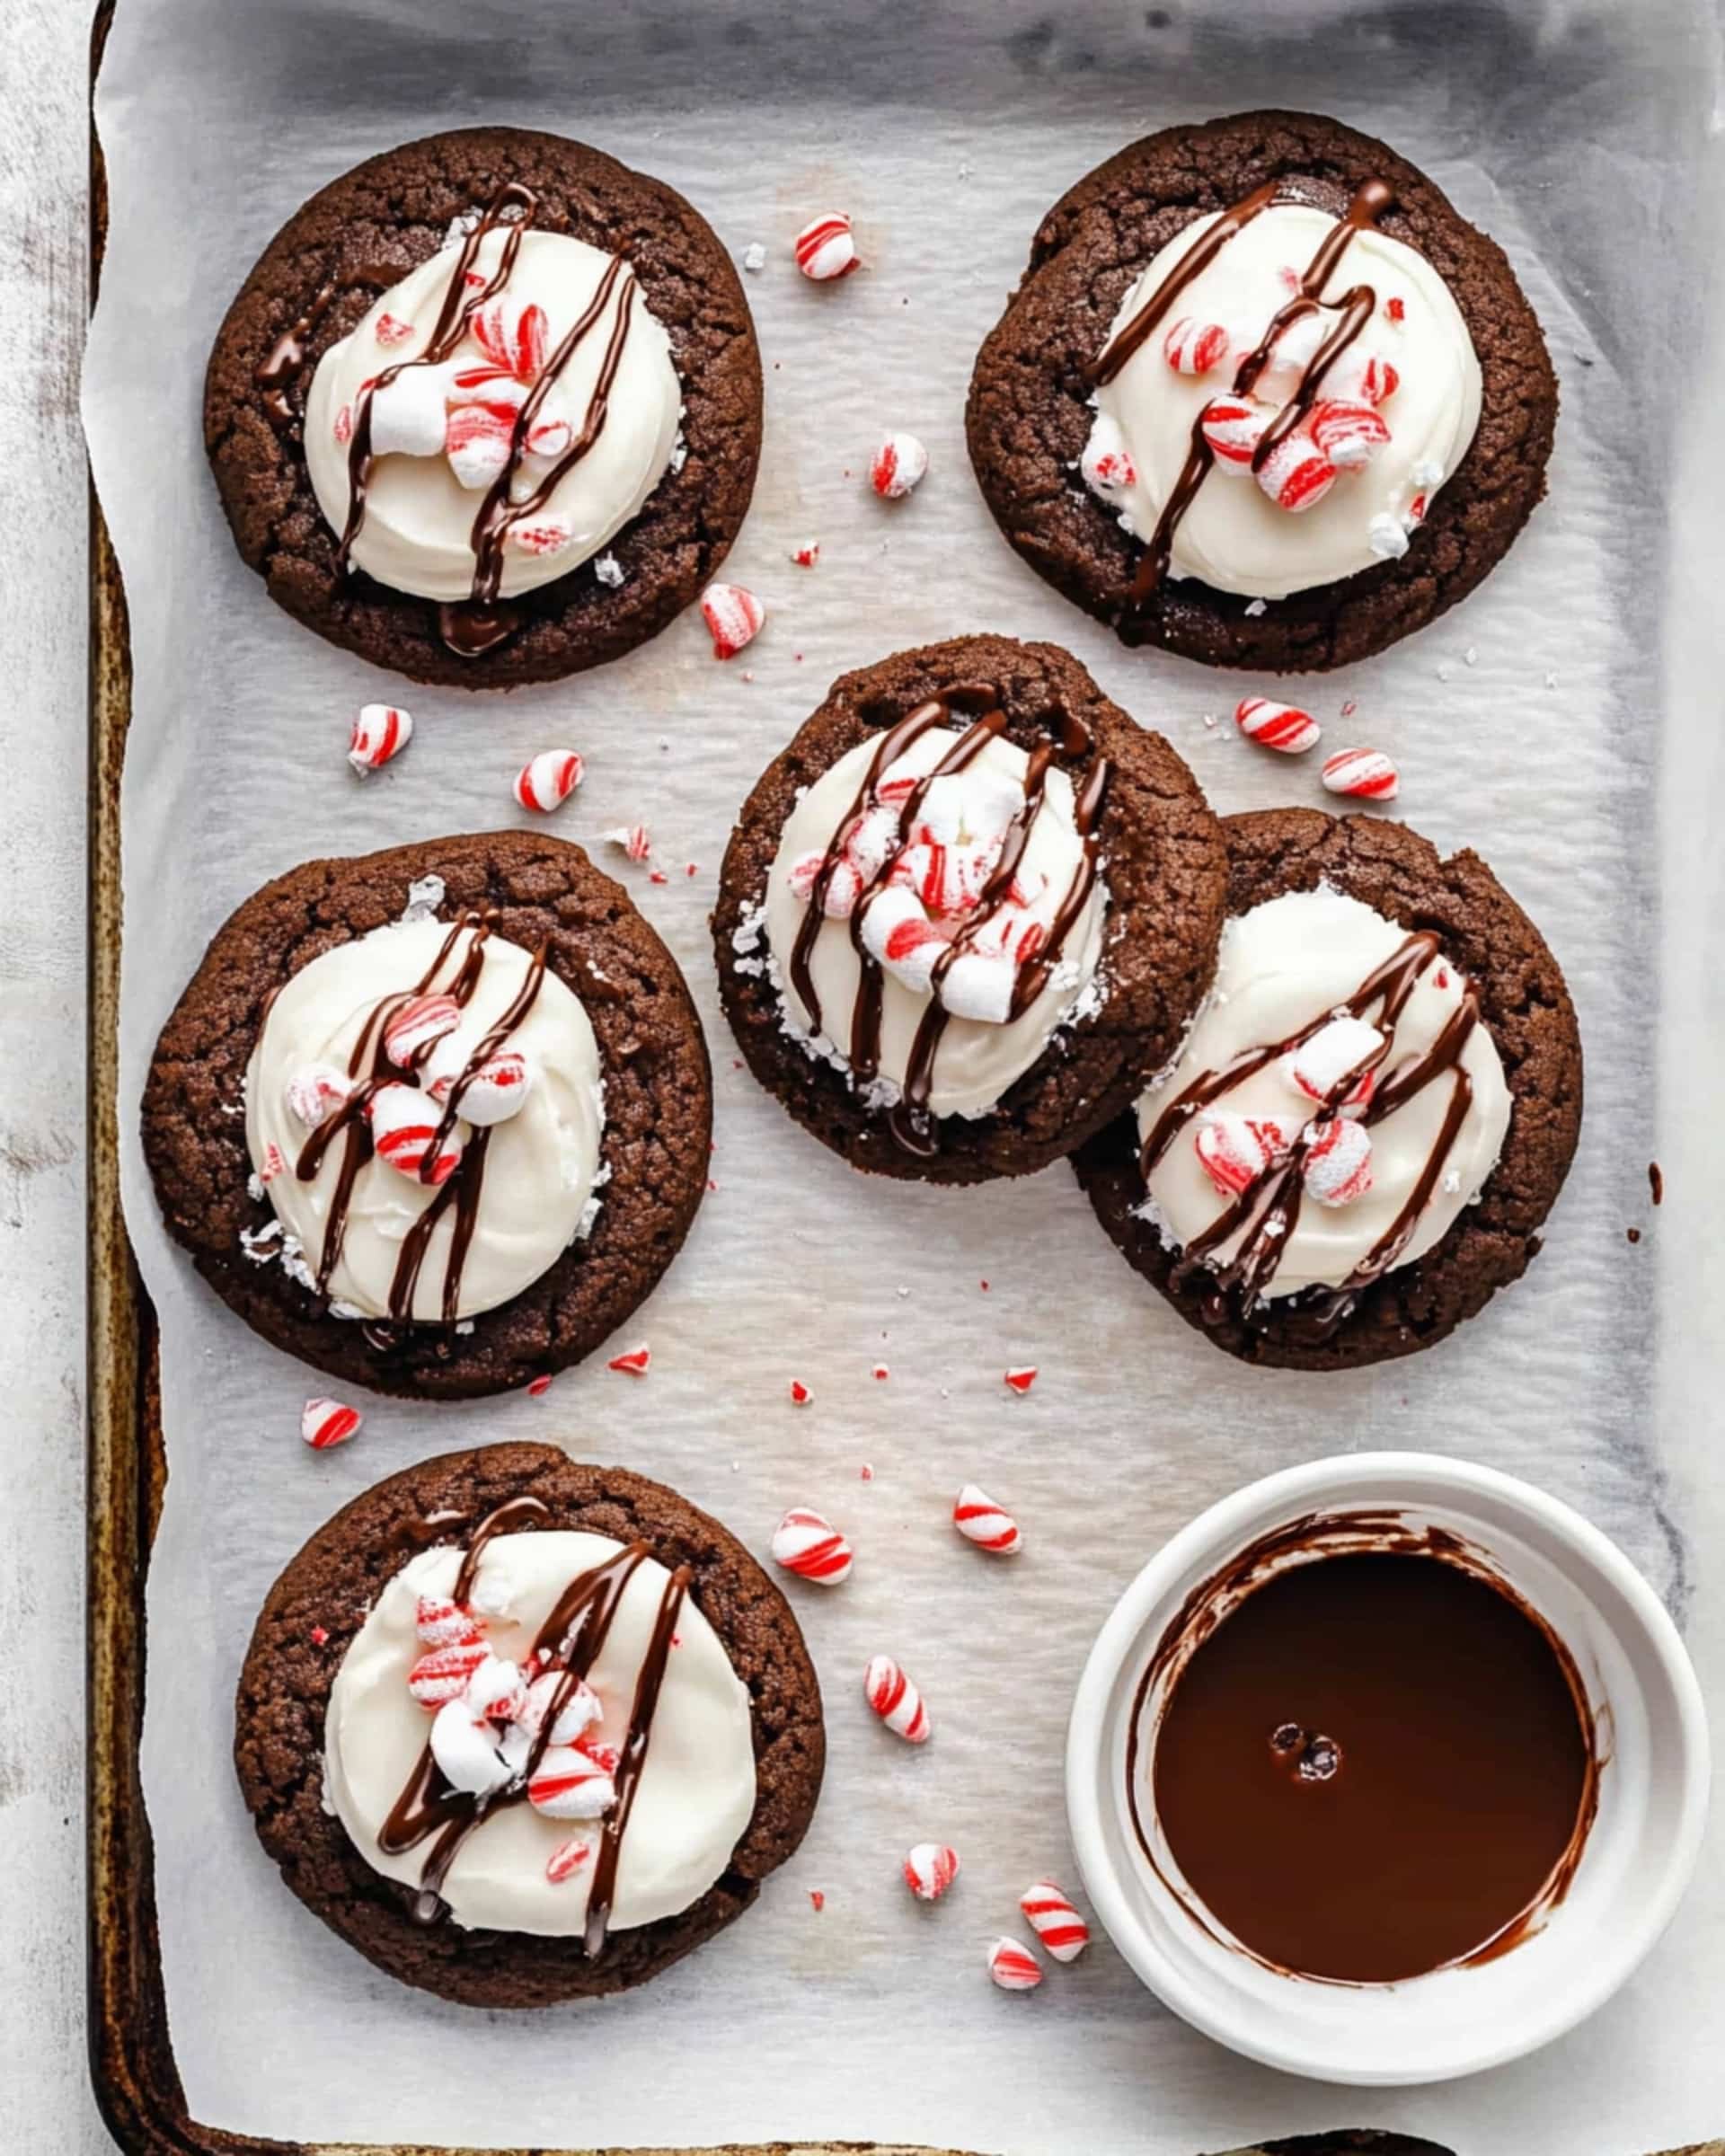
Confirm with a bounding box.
[84,0,1725,2148]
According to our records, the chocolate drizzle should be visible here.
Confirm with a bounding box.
[286,911,548,1326]
[376,1503,692,1955]
[254,281,338,430]
[1140,928,1481,1336]
[1085,178,1394,614]
[784,685,1110,1157]
[318,180,643,659]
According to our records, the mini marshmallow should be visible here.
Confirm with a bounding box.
[1263,308,1325,376]
[871,430,928,499]
[429,1699,513,1796]
[384,993,461,1067]
[862,889,951,994]
[939,949,1015,1025]
[1283,1015,1384,1109]
[414,1595,482,1649]
[407,1639,491,1708]
[1194,1111,1293,1197]
[789,851,866,920]
[1309,399,1392,470]
[368,367,450,459]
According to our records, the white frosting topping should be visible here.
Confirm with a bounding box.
[1137,888,1511,1297]
[305,226,680,602]
[324,1532,756,1936]
[244,918,604,1323]
[762,725,1108,1121]
[1089,203,1482,599]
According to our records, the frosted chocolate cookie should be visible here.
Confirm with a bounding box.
[234,1444,825,2004]
[967,110,1555,671]
[712,634,1227,1184]
[205,127,761,686]
[141,832,711,1400]
[1075,809,1583,1369]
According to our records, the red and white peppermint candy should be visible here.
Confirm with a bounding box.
[300,1396,361,1451]
[1234,696,1321,755]
[987,1937,1043,1992]
[889,840,995,919]
[1358,354,1400,405]
[793,212,860,281]
[790,540,820,567]
[415,1595,482,1649]
[374,311,415,349]
[1308,398,1392,471]
[368,367,447,458]
[1004,1366,1038,1397]
[789,851,864,920]
[513,749,584,814]
[464,1655,529,1726]
[1020,1879,1090,1962]
[871,431,928,499]
[1163,315,1231,375]
[1194,1112,1292,1197]
[332,401,353,445]
[702,580,765,658]
[258,1141,287,1183]
[384,993,461,1068]
[1321,747,1399,801]
[368,1082,464,1185]
[1283,1015,1384,1111]
[1255,432,1338,513]
[518,1669,603,1745]
[472,295,548,383]
[407,1639,491,1709]
[1303,1116,1375,1206]
[528,1744,617,1819]
[606,824,654,863]
[1199,394,1273,468]
[608,1345,651,1376]
[445,402,514,489]
[904,1842,960,1903]
[348,702,413,774]
[286,1062,353,1128]
[864,1655,930,1744]
[1080,413,1137,493]
[506,513,576,558]
[953,1485,1022,1555]
[789,1378,812,1406]
[771,1507,854,1586]
[545,1836,593,1885]
[428,1047,534,1127]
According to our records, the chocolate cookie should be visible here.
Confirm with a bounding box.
[967,110,1556,671]
[142,830,712,1399]
[205,126,761,687]
[1075,808,1583,1370]
[712,633,1228,1185]
[234,1444,826,2005]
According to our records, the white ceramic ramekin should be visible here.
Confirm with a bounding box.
[1066,1451,1710,2086]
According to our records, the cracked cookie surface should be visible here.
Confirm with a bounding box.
[204,126,762,687]
[1074,808,1583,1370]
[142,830,712,1399]
[966,109,1556,672]
[234,1444,825,2004]
[712,632,1228,1185]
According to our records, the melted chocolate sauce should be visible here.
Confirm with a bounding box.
[784,684,1110,1157]
[1137,1519,1598,1984]
[255,281,338,429]
[378,1507,687,1950]
[1140,929,1480,1338]
[1087,177,1394,617]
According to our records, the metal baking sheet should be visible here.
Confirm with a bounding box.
[82,0,1725,2150]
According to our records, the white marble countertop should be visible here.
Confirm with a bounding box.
[1,0,114,2145]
